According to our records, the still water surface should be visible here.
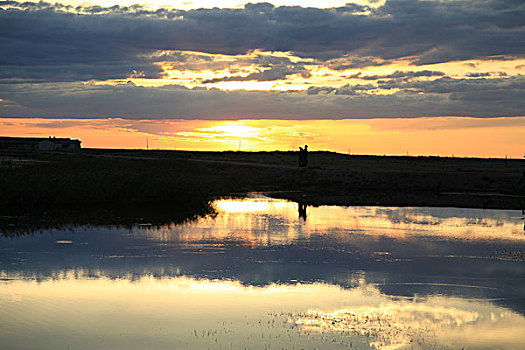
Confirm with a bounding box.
[1,194,525,349]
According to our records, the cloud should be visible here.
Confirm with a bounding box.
[378,75,525,95]
[373,75,525,116]
[357,70,446,81]
[333,83,376,95]
[1,78,523,120]
[1,0,523,121]
[202,61,311,83]
[1,0,524,83]
[466,72,492,78]
[306,86,336,95]
[324,55,392,70]
[368,116,525,132]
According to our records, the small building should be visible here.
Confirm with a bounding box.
[0,136,81,151]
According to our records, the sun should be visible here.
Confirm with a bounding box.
[203,124,260,139]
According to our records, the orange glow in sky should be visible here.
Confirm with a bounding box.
[1,117,524,158]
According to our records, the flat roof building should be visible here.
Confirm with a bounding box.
[0,136,81,151]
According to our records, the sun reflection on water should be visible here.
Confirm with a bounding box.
[142,195,525,245]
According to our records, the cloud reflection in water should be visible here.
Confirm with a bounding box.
[1,275,524,350]
[1,195,524,349]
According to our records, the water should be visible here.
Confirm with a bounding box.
[1,194,524,349]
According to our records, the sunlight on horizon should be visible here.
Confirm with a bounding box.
[1,117,524,158]
[200,124,260,139]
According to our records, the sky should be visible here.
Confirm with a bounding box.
[0,0,524,156]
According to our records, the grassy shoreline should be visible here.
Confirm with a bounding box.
[1,148,525,214]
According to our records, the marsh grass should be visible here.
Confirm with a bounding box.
[0,206,217,237]
[0,154,226,212]
[2,149,524,217]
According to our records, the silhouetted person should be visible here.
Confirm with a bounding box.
[298,202,307,221]
[298,147,304,167]
[298,146,309,167]
[303,145,308,167]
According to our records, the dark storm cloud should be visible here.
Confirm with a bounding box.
[306,76,525,102]
[1,0,524,83]
[376,75,525,95]
[373,75,525,115]
[1,76,524,119]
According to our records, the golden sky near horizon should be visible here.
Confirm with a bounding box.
[2,117,525,158]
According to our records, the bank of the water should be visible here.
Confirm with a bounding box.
[267,189,525,210]
[1,149,524,213]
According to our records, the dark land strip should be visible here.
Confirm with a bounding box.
[1,149,525,215]
[182,152,525,210]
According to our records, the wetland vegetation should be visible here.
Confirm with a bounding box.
[1,148,524,219]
